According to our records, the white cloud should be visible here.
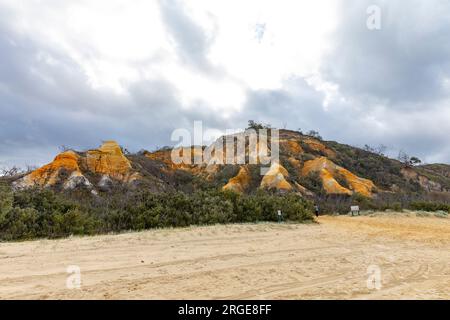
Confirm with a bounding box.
[0,0,338,97]
[204,0,338,89]
[1,0,450,166]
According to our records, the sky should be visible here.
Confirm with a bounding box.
[1,0,450,168]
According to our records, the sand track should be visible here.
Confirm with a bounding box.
[0,214,449,299]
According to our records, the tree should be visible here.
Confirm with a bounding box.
[363,144,387,156]
[409,157,422,166]
[375,144,387,156]
[306,130,322,140]
[398,150,421,167]
[398,150,409,166]
[120,146,131,155]
[247,120,271,130]
[1,166,24,177]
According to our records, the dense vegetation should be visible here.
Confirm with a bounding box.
[0,183,314,241]
[314,192,450,215]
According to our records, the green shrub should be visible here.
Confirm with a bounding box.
[410,201,450,212]
[0,185,315,241]
[0,207,39,240]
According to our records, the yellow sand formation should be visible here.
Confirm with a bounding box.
[14,141,139,190]
[223,166,251,193]
[14,151,82,188]
[86,141,132,179]
[302,157,375,197]
[260,162,293,191]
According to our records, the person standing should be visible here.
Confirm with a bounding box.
[314,204,320,217]
[277,210,283,223]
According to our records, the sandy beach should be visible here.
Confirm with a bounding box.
[0,214,449,300]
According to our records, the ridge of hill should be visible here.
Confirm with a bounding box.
[8,130,450,198]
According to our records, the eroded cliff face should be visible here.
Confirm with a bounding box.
[260,162,293,192]
[86,141,138,182]
[302,157,376,197]
[11,131,450,197]
[223,166,251,193]
[11,132,385,197]
[13,141,138,191]
[13,151,90,190]
[144,132,378,196]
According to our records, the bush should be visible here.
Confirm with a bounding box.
[410,201,450,212]
[0,186,100,240]
[313,191,450,215]
[0,207,39,240]
[0,185,314,241]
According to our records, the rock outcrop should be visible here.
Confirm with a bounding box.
[16,130,449,198]
[260,162,293,192]
[302,157,376,197]
[223,166,251,193]
[13,151,91,190]
[126,133,377,197]
[13,141,139,191]
[86,141,134,180]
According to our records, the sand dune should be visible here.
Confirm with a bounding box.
[0,214,449,299]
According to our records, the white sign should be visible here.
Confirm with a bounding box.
[350,206,360,216]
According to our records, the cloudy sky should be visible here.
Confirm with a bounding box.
[1,0,450,168]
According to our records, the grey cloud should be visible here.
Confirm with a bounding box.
[322,0,450,107]
[158,0,215,73]
[235,76,450,164]
[313,0,450,162]
[0,15,229,168]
